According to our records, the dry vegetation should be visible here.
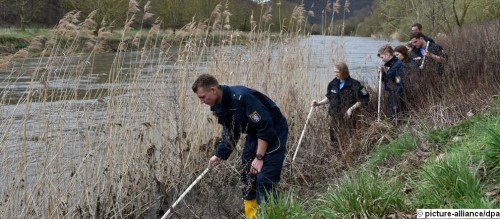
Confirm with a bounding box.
[0,1,338,218]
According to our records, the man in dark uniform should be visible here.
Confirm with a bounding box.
[311,62,369,150]
[192,74,288,219]
[410,32,447,75]
[411,23,435,43]
[378,45,405,119]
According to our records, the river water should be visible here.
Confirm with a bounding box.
[0,35,400,216]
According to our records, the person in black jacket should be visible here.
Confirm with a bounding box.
[410,32,447,75]
[394,45,420,112]
[411,23,435,43]
[192,74,288,219]
[311,62,369,150]
[378,45,405,119]
[395,45,419,74]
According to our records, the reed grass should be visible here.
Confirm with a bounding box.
[0,1,332,218]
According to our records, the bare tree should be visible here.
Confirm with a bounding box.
[14,0,43,31]
[452,0,472,27]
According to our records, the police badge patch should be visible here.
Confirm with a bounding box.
[249,111,261,123]
[360,88,367,95]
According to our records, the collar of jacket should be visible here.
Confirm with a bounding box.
[385,55,399,67]
[332,76,354,87]
[210,85,234,112]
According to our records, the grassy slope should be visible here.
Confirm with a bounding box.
[258,97,500,218]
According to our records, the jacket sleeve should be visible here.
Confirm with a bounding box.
[215,126,239,160]
[242,94,277,144]
[356,83,370,104]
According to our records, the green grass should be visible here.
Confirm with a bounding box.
[411,151,492,208]
[426,115,485,145]
[0,28,52,38]
[484,128,500,182]
[256,190,307,219]
[366,133,417,168]
[312,171,405,218]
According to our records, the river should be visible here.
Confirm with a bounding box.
[0,35,400,217]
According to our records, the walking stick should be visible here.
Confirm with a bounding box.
[161,167,210,219]
[290,106,314,171]
[377,60,383,122]
[419,41,430,70]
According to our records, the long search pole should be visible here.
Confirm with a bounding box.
[419,41,430,69]
[377,60,384,122]
[160,167,210,219]
[292,106,314,163]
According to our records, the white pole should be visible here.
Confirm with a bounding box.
[419,41,430,69]
[160,167,210,219]
[292,106,314,163]
[377,60,383,122]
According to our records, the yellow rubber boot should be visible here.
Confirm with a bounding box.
[244,199,258,219]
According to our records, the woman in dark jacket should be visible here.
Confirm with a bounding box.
[394,45,420,111]
[395,45,419,73]
[311,62,369,149]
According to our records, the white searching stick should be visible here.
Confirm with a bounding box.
[377,60,383,122]
[419,41,430,69]
[292,106,314,163]
[161,167,210,219]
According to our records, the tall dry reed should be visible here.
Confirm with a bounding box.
[0,1,344,218]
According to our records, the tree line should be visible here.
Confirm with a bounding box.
[0,0,300,32]
[1,0,499,38]
[352,0,500,39]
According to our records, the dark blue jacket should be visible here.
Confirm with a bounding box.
[410,34,435,56]
[211,85,287,160]
[325,76,369,116]
[382,56,404,94]
[414,41,447,74]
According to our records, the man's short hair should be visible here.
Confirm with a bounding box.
[378,44,394,56]
[192,74,219,92]
[411,23,423,31]
[410,32,424,40]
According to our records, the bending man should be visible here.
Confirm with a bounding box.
[192,74,288,219]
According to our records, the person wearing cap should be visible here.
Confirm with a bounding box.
[310,62,369,151]
[192,74,288,219]
[378,45,405,119]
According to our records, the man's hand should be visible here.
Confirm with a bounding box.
[250,159,263,174]
[209,155,221,168]
[311,100,319,107]
[378,66,386,74]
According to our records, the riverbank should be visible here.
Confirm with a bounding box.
[0,27,252,58]
[258,95,500,218]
